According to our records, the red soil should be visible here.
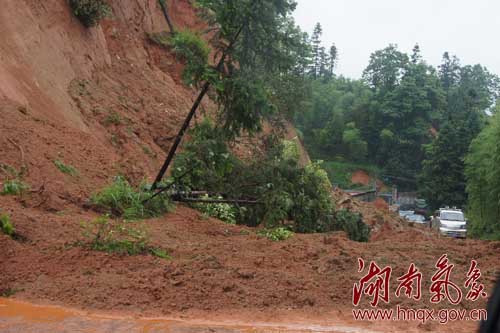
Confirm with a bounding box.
[351,170,371,186]
[0,1,499,332]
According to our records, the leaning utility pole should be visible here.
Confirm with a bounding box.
[151,26,244,191]
[158,0,175,34]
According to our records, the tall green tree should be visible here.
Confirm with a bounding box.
[465,113,500,239]
[310,22,323,79]
[419,120,470,210]
[438,52,461,93]
[153,0,310,187]
[328,44,338,76]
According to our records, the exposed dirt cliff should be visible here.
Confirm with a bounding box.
[0,2,499,332]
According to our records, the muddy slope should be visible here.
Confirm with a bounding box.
[1,2,500,333]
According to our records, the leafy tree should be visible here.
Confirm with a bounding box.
[310,23,323,79]
[439,52,461,93]
[69,0,111,27]
[362,44,409,92]
[465,113,500,239]
[173,120,370,241]
[342,122,367,161]
[153,0,310,187]
[328,44,338,76]
[419,120,469,210]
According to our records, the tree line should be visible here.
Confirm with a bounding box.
[294,23,500,239]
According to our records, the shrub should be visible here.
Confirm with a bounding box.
[1,180,29,196]
[173,121,371,241]
[192,195,237,224]
[150,30,210,85]
[103,111,122,126]
[258,227,294,241]
[54,160,79,176]
[81,216,170,258]
[334,209,370,242]
[91,176,173,220]
[0,213,15,237]
[69,0,111,28]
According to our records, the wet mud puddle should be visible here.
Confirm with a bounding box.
[0,298,379,333]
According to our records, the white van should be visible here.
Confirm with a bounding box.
[432,208,467,239]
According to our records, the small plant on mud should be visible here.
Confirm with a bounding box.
[0,213,15,237]
[103,111,122,126]
[81,215,169,258]
[91,176,173,220]
[334,209,370,242]
[192,195,237,225]
[0,288,22,298]
[1,179,29,196]
[149,30,211,85]
[258,227,294,242]
[54,160,79,176]
[69,0,111,28]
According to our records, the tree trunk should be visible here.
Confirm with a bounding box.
[159,0,175,34]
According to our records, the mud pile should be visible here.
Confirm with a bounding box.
[1,2,499,332]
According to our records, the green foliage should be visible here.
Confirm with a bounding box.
[258,227,294,241]
[418,118,477,210]
[169,30,211,85]
[81,215,170,257]
[334,209,370,242]
[149,247,172,259]
[465,113,500,239]
[296,42,498,195]
[0,213,15,237]
[173,121,371,241]
[69,0,111,28]
[82,216,147,255]
[342,122,368,161]
[103,111,122,126]
[0,163,23,178]
[54,160,79,176]
[91,176,173,220]
[282,140,300,161]
[217,72,275,138]
[194,0,311,133]
[192,195,237,224]
[0,288,21,298]
[1,179,29,196]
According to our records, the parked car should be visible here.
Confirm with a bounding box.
[406,214,427,225]
[432,208,467,238]
[399,210,414,218]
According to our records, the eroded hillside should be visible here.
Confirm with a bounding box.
[1,1,499,333]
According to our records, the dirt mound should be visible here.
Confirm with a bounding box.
[351,170,371,186]
[1,2,500,332]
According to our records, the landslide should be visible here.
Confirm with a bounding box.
[0,1,499,331]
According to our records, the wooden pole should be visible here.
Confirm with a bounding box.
[159,0,175,34]
[151,26,244,191]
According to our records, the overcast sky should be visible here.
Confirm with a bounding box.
[293,0,499,79]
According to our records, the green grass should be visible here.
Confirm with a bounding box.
[258,227,294,242]
[1,179,29,195]
[0,163,19,177]
[90,176,173,220]
[149,247,172,259]
[81,215,171,258]
[0,213,15,237]
[54,160,79,176]
[320,160,380,189]
[103,111,122,126]
[0,288,22,297]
